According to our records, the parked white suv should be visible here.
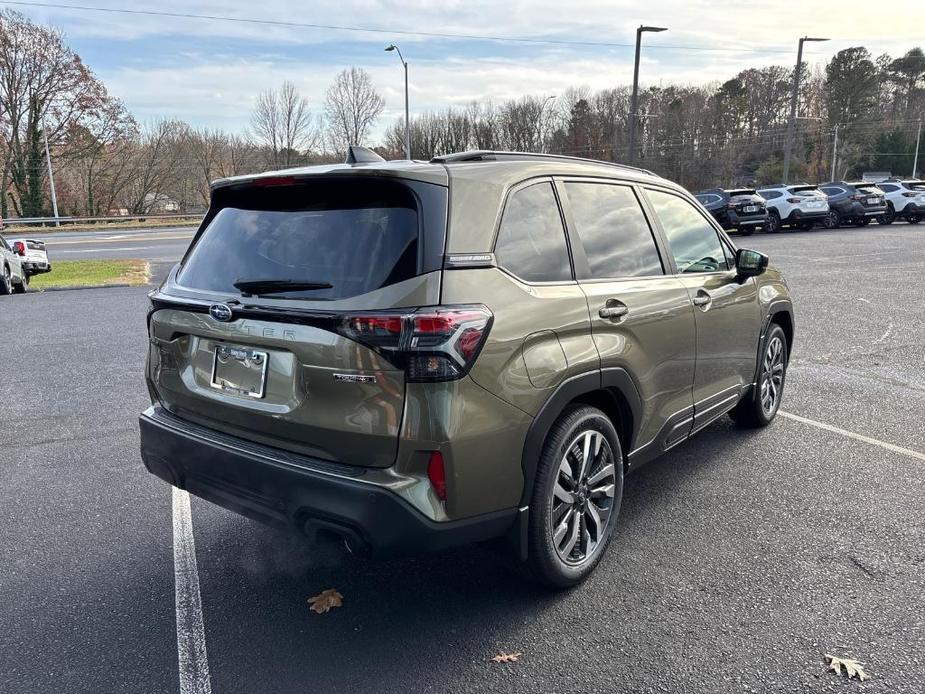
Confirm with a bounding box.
[0,232,28,294]
[874,179,925,225]
[755,184,830,232]
[9,238,51,276]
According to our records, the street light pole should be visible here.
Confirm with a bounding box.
[830,123,840,181]
[41,116,60,226]
[385,44,411,159]
[913,120,922,178]
[782,36,828,183]
[627,25,667,165]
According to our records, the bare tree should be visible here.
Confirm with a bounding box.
[323,67,385,152]
[249,80,318,169]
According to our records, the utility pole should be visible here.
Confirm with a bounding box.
[41,117,60,226]
[782,36,829,183]
[627,25,667,165]
[830,124,840,181]
[913,120,922,179]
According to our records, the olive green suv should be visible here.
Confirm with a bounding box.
[140,148,793,586]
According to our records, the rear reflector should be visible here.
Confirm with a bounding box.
[427,451,447,501]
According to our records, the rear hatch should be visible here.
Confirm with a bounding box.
[852,184,886,211]
[787,185,828,213]
[147,173,450,468]
[726,189,766,218]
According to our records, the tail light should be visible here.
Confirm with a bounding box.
[337,305,492,382]
[902,192,917,198]
[726,202,736,209]
[852,194,866,201]
[12,241,25,256]
[786,197,801,204]
[427,451,447,501]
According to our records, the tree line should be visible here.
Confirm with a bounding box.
[0,8,922,218]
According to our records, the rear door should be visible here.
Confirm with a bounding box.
[148,174,447,468]
[642,187,761,433]
[558,179,697,452]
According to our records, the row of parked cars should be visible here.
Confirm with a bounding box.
[695,178,925,235]
[0,229,52,294]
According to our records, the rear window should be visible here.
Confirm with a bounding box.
[728,189,756,196]
[178,178,421,300]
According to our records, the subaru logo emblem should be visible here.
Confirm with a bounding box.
[209,303,233,322]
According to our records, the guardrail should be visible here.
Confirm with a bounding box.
[3,213,204,226]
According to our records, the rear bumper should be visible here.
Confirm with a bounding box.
[784,209,827,222]
[23,261,51,274]
[727,210,767,227]
[139,406,517,557]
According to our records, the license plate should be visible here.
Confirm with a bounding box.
[807,200,824,208]
[867,197,879,205]
[210,344,268,398]
[743,205,757,213]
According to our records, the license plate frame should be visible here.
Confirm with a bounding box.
[743,205,757,213]
[209,344,269,399]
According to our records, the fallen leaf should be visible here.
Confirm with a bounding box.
[825,654,870,681]
[490,652,523,664]
[307,588,343,614]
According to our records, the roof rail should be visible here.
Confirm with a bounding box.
[429,150,656,176]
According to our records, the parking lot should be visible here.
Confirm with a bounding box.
[1,224,923,693]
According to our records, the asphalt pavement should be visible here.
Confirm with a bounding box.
[1,224,923,693]
[28,225,196,262]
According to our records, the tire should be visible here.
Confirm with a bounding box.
[0,265,11,295]
[729,324,788,428]
[765,212,781,233]
[525,405,624,588]
[13,273,27,293]
[906,214,921,225]
[854,218,871,227]
[877,204,895,225]
[822,210,841,229]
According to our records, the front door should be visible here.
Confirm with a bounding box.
[643,188,761,432]
[557,179,697,454]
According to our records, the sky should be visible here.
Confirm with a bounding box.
[5,0,925,140]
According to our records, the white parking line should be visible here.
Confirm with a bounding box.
[172,487,213,694]
[780,411,925,462]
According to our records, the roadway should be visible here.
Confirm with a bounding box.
[33,226,196,263]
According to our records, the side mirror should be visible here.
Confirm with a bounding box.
[735,248,768,278]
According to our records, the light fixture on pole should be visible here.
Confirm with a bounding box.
[627,25,667,165]
[385,44,411,160]
[782,36,829,182]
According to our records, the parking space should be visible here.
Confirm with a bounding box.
[1,225,923,692]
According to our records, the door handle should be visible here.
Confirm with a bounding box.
[599,302,629,320]
[692,290,712,309]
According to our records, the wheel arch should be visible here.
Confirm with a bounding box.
[518,369,642,508]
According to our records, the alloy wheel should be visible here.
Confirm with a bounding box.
[760,336,785,416]
[1,267,10,294]
[550,429,616,566]
[823,210,839,229]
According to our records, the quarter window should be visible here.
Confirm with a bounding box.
[563,182,663,279]
[494,182,572,283]
[879,184,898,193]
[759,190,782,200]
[647,190,728,274]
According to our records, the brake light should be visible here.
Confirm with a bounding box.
[427,451,447,501]
[11,241,25,256]
[337,305,492,382]
[852,194,866,201]
[726,202,736,209]
[786,197,801,203]
[252,176,297,187]
[902,192,917,198]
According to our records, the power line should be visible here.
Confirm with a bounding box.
[2,1,829,55]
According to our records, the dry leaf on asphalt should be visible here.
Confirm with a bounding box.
[825,654,870,681]
[307,588,344,614]
[490,652,523,664]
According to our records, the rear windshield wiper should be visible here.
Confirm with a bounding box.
[233,279,333,296]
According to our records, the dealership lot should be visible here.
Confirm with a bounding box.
[1,225,923,693]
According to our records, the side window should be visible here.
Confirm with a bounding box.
[821,187,842,196]
[647,190,728,274]
[563,182,663,279]
[494,182,572,283]
[879,184,898,193]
